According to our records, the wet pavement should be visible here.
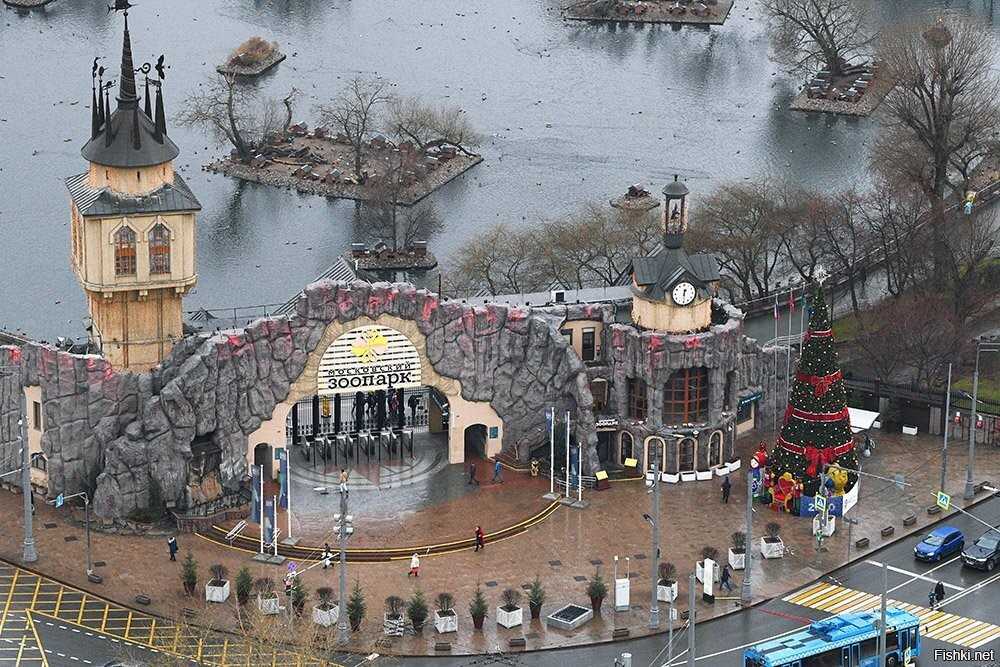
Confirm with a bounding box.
[2,428,997,657]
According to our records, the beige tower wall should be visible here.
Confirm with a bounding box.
[631,294,711,333]
[88,162,175,196]
[88,288,184,371]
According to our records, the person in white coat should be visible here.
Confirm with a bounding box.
[408,553,420,577]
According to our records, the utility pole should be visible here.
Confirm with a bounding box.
[878,561,887,664]
[649,449,660,629]
[19,385,37,563]
[941,362,951,495]
[965,347,980,500]
[741,468,752,605]
[337,489,349,645]
[687,571,696,667]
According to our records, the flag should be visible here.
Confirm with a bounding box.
[278,449,288,510]
[773,298,779,320]
[788,290,795,313]
[264,498,275,544]
[251,465,261,524]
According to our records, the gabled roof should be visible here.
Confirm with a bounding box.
[66,171,201,217]
[631,247,720,300]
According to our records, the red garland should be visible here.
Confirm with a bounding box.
[777,437,855,476]
[802,328,833,343]
[788,406,849,423]
[795,370,843,397]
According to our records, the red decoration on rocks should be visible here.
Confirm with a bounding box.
[683,336,702,350]
[421,296,439,321]
[8,347,21,363]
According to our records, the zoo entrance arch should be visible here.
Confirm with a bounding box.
[247,314,504,472]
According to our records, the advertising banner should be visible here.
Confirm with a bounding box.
[318,325,422,396]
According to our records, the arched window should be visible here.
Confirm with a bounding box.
[709,431,724,467]
[619,432,634,465]
[148,223,171,274]
[662,367,709,423]
[678,438,696,473]
[114,226,137,276]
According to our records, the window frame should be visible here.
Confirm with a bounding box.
[581,328,596,362]
[662,367,710,424]
[113,225,137,277]
[627,377,648,421]
[148,222,171,275]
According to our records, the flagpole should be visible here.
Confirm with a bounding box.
[549,408,555,496]
[565,411,571,499]
[259,465,265,555]
[773,296,779,435]
[578,441,583,504]
[785,291,793,409]
[286,449,293,543]
[272,494,279,558]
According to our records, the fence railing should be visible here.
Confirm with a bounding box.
[844,375,1000,417]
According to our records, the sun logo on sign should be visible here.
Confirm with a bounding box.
[351,328,388,364]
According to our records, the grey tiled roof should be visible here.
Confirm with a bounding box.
[274,256,359,316]
[65,172,201,217]
[631,247,720,300]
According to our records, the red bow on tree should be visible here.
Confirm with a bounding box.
[796,370,843,398]
[804,445,836,477]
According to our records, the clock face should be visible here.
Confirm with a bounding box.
[672,282,696,306]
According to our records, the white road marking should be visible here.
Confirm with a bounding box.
[886,555,962,594]
[938,569,1000,609]
[866,560,964,591]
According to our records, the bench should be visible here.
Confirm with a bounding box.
[881,526,895,538]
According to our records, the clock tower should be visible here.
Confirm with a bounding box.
[66,9,200,371]
[630,176,719,332]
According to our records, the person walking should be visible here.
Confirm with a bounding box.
[339,468,349,496]
[492,459,504,484]
[167,536,178,562]
[720,563,733,592]
[322,543,333,569]
[928,588,937,610]
[934,580,946,607]
[474,525,485,552]
[721,475,731,504]
[467,462,479,486]
[408,553,420,577]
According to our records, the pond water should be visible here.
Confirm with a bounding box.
[0,0,996,339]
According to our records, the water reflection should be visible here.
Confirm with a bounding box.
[0,0,995,338]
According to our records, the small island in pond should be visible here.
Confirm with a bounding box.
[565,0,734,26]
[217,36,286,78]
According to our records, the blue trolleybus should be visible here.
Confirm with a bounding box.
[744,608,921,667]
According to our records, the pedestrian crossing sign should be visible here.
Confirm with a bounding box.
[54,493,64,508]
[814,495,827,513]
[936,491,951,511]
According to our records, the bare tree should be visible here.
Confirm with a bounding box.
[687,178,786,302]
[862,177,930,298]
[316,77,391,182]
[816,189,872,316]
[175,73,292,162]
[355,165,443,251]
[776,184,834,285]
[446,224,546,296]
[875,12,1000,276]
[761,0,872,78]
[386,96,481,155]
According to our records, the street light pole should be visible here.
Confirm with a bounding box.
[941,362,951,495]
[741,468,752,605]
[964,347,980,500]
[19,385,37,563]
[337,488,349,645]
[687,571,696,667]
[649,449,660,630]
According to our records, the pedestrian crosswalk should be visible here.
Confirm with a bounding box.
[784,581,1000,650]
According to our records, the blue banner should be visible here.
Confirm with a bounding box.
[278,449,288,510]
[264,498,275,544]
[751,467,764,498]
[799,494,845,518]
[251,464,261,524]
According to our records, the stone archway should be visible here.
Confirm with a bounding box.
[643,435,668,472]
[252,442,272,482]
[619,431,634,466]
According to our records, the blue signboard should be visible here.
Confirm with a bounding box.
[278,449,288,510]
[264,498,275,544]
[251,465,261,524]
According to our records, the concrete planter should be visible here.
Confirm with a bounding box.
[696,470,714,481]
[902,425,918,435]
[497,606,523,629]
[761,537,785,559]
[656,581,678,602]
[696,560,720,583]
[714,466,729,477]
[383,614,405,636]
[728,459,741,472]
[434,610,457,634]
[313,604,339,627]
[812,515,836,537]
[663,472,680,484]
[728,548,746,571]
[546,604,592,631]
[205,580,230,603]
[680,472,697,482]
[257,594,280,615]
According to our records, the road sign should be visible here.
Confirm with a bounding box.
[936,491,951,511]
[894,474,905,490]
[814,495,827,513]
[54,494,64,508]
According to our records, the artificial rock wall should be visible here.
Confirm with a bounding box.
[0,281,595,520]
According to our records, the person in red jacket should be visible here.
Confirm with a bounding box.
[474,525,485,552]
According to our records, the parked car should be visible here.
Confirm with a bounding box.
[914,526,965,562]
[961,530,1000,571]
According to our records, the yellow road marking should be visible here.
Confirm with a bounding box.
[0,569,19,634]
[76,593,86,624]
[99,602,109,632]
[25,612,49,667]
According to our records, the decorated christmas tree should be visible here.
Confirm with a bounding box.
[768,283,858,498]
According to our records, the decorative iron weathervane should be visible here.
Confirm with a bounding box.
[107,0,135,15]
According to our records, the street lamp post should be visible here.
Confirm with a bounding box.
[337,489,349,645]
[1,362,37,563]
[649,450,661,630]
[741,468,752,605]
[964,340,999,500]
[941,362,951,495]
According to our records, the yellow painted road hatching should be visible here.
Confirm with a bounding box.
[0,562,345,666]
[784,581,1000,650]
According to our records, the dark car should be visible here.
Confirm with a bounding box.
[961,530,1000,571]
[914,526,965,562]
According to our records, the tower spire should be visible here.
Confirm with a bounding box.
[117,12,137,106]
[91,83,100,139]
[154,83,166,142]
[144,77,152,118]
[104,88,113,147]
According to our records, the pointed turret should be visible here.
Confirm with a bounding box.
[144,77,152,118]
[103,88,113,148]
[131,104,141,150]
[97,73,105,128]
[154,84,166,143]
[117,13,137,106]
[91,84,100,139]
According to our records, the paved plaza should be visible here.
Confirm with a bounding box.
[1,429,998,659]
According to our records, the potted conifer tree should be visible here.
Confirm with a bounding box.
[497,588,523,629]
[205,564,230,603]
[235,567,253,606]
[181,552,198,597]
[434,592,458,634]
[761,522,785,559]
[729,531,747,570]
[528,577,545,620]
[313,586,339,627]
[656,562,678,602]
[469,586,488,630]
[586,570,608,614]
[347,581,366,632]
[407,590,429,634]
